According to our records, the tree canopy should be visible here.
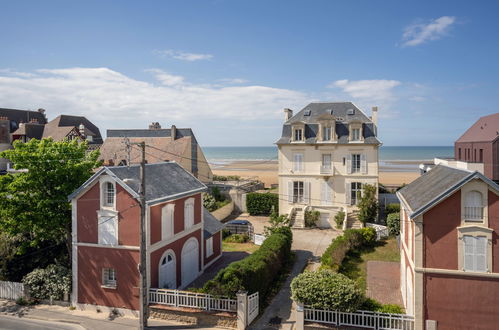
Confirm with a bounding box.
[0,138,101,257]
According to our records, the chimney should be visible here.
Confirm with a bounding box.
[171,125,177,140]
[148,122,161,130]
[284,108,293,121]
[371,106,378,136]
[79,124,85,136]
[37,108,46,114]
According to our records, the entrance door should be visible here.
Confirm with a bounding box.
[159,252,176,289]
[181,238,199,287]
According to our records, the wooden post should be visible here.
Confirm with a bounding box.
[137,141,148,330]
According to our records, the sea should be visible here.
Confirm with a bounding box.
[202,146,454,172]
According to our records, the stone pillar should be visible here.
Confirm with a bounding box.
[295,302,304,330]
[236,291,248,330]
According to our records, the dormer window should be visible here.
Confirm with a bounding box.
[323,126,332,141]
[349,123,363,142]
[104,182,115,207]
[352,128,360,141]
[293,128,303,141]
[464,191,483,222]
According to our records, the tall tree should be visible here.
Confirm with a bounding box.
[357,184,378,225]
[0,138,100,259]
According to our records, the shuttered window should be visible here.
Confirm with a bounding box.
[293,153,304,172]
[463,235,488,272]
[321,181,333,205]
[184,199,195,229]
[206,237,213,257]
[98,215,117,245]
[162,204,175,240]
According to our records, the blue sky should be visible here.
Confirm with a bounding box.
[0,0,498,146]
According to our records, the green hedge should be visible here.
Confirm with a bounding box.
[385,203,400,214]
[386,213,400,236]
[321,228,376,271]
[22,264,71,300]
[203,227,292,300]
[246,192,279,215]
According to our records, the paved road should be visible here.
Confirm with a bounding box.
[0,315,83,330]
[250,228,340,330]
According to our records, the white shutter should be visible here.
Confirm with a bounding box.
[99,216,117,245]
[288,181,294,204]
[346,155,352,174]
[345,181,351,205]
[327,181,333,204]
[463,235,474,271]
[321,181,326,205]
[304,181,310,204]
[361,154,367,174]
[475,237,487,272]
[162,205,174,240]
[293,154,298,171]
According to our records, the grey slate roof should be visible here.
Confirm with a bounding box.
[107,128,194,140]
[276,102,381,145]
[397,165,474,217]
[68,161,207,203]
[203,208,224,238]
[0,108,47,132]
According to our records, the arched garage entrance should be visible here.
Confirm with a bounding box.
[181,237,199,288]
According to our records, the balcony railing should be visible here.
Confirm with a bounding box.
[464,206,484,221]
[320,165,333,174]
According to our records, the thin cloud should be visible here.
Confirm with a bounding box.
[154,49,213,61]
[402,16,456,47]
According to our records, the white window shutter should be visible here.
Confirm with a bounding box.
[99,216,117,245]
[328,181,333,204]
[288,181,293,204]
[361,154,367,174]
[321,181,326,205]
[304,181,310,204]
[345,182,351,205]
[347,155,352,174]
[463,236,474,271]
[475,237,487,272]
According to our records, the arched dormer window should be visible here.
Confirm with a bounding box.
[464,191,483,221]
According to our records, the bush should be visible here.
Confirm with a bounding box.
[378,304,404,314]
[222,228,231,240]
[22,264,71,300]
[386,213,400,236]
[291,270,363,311]
[203,228,292,301]
[203,193,217,212]
[334,211,345,229]
[264,211,290,237]
[224,233,250,243]
[357,184,378,225]
[211,186,224,202]
[246,192,278,215]
[304,210,320,227]
[360,298,403,314]
[213,175,241,181]
[359,227,376,247]
[385,203,400,214]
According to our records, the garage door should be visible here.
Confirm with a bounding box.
[181,238,199,287]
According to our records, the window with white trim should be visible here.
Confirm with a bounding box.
[351,154,361,173]
[293,153,304,172]
[102,181,115,208]
[464,191,483,222]
[206,237,213,257]
[184,199,195,229]
[102,268,116,287]
[161,204,175,240]
[351,182,362,205]
[323,125,332,141]
[463,235,488,272]
[98,215,118,245]
[351,128,361,141]
[293,128,303,141]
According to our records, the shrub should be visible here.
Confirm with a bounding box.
[386,213,400,236]
[224,233,250,243]
[357,184,378,225]
[222,228,231,240]
[378,304,404,314]
[246,192,278,215]
[203,228,292,301]
[304,210,320,227]
[385,203,400,214]
[203,193,217,212]
[213,175,241,181]
[334,211,345,229]
[211,186,224,202]
[361,298,404,314]
[359,227,376,247]
[321,236,350,271]
[291,270,364,311]
[264,211,290,236]
[22,264,71,300]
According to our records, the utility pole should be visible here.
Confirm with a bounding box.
[136,141,148,329]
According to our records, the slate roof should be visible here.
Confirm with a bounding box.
[0,108,47,132]
[203,208,224,238]
[68,161,207,204]
[43,115,103,144]
[276,102,381,145]
[455,113,499,143]
[107,128,194,139]
[12,123,45,139]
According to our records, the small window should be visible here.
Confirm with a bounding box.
[118,159,127,166]
[304,110,311,116]
[351,128,360,141]
[351,154,361,173]
[464,191,483,221]
[293,128,303,141]
[206,237,213,257]
[323,126,332,141]
[351,182,362,205]
[102,268,117,287]
[104,182,115,207]
[293,181,304,203]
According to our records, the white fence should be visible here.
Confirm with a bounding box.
[247,292,259,324]
[303,307,414,330]
[149,288,237,312]
[0,281,25,300]
[367,223,390,241]
[253,233,266,246]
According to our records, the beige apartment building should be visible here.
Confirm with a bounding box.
[276,102,381,228]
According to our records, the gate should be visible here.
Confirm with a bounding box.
[247,292,259,325]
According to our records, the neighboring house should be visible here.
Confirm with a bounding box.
[397,165,499,330]
[98,122,213,183]
[276,102,381,228]
[69,162,223,312]
[421,113,499,183]
[40,115,103,149]
[0,108,48,170]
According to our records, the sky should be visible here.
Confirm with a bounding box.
[0,0,498,147]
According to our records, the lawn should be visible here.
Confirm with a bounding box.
[222,241,260,253]
[339,237,400,292]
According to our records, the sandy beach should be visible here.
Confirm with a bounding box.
[210,160,421,188]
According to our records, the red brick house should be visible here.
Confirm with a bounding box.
[397,165,499,330]
[69,162,223,313]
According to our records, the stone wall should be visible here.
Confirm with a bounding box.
[211,201,234,221]
[149,305,237,329]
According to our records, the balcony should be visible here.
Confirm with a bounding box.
[464,206,484,221]
[320,165,333,175]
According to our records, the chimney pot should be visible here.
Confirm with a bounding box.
[171,125,177,140]
[148,122,162,130]
[284,108,293,121]
[37,108,46,114]
[371,106,378,136]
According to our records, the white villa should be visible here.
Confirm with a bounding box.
[276,102,381,228]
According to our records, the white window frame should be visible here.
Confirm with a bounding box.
[293,128,303,141]
[100,179,116,210]
[352,128,360,141]
[161,204,175,240]
[206,237,213,257]
[464,191,484,222]
[322,154,332,170]
[351,182,362,205]
[102,268,116,288]
[463,235,488,272]
[351,154,361,173]
[184,198,195,230]
[293,153,304,172]
[323,125,332,141]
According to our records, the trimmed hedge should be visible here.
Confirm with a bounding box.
[291,270,364,312]
[385,203,400,214]
[203,227,292,300]
[246,192,279,215]
[321,228,377,271]
[386,213,400,236]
